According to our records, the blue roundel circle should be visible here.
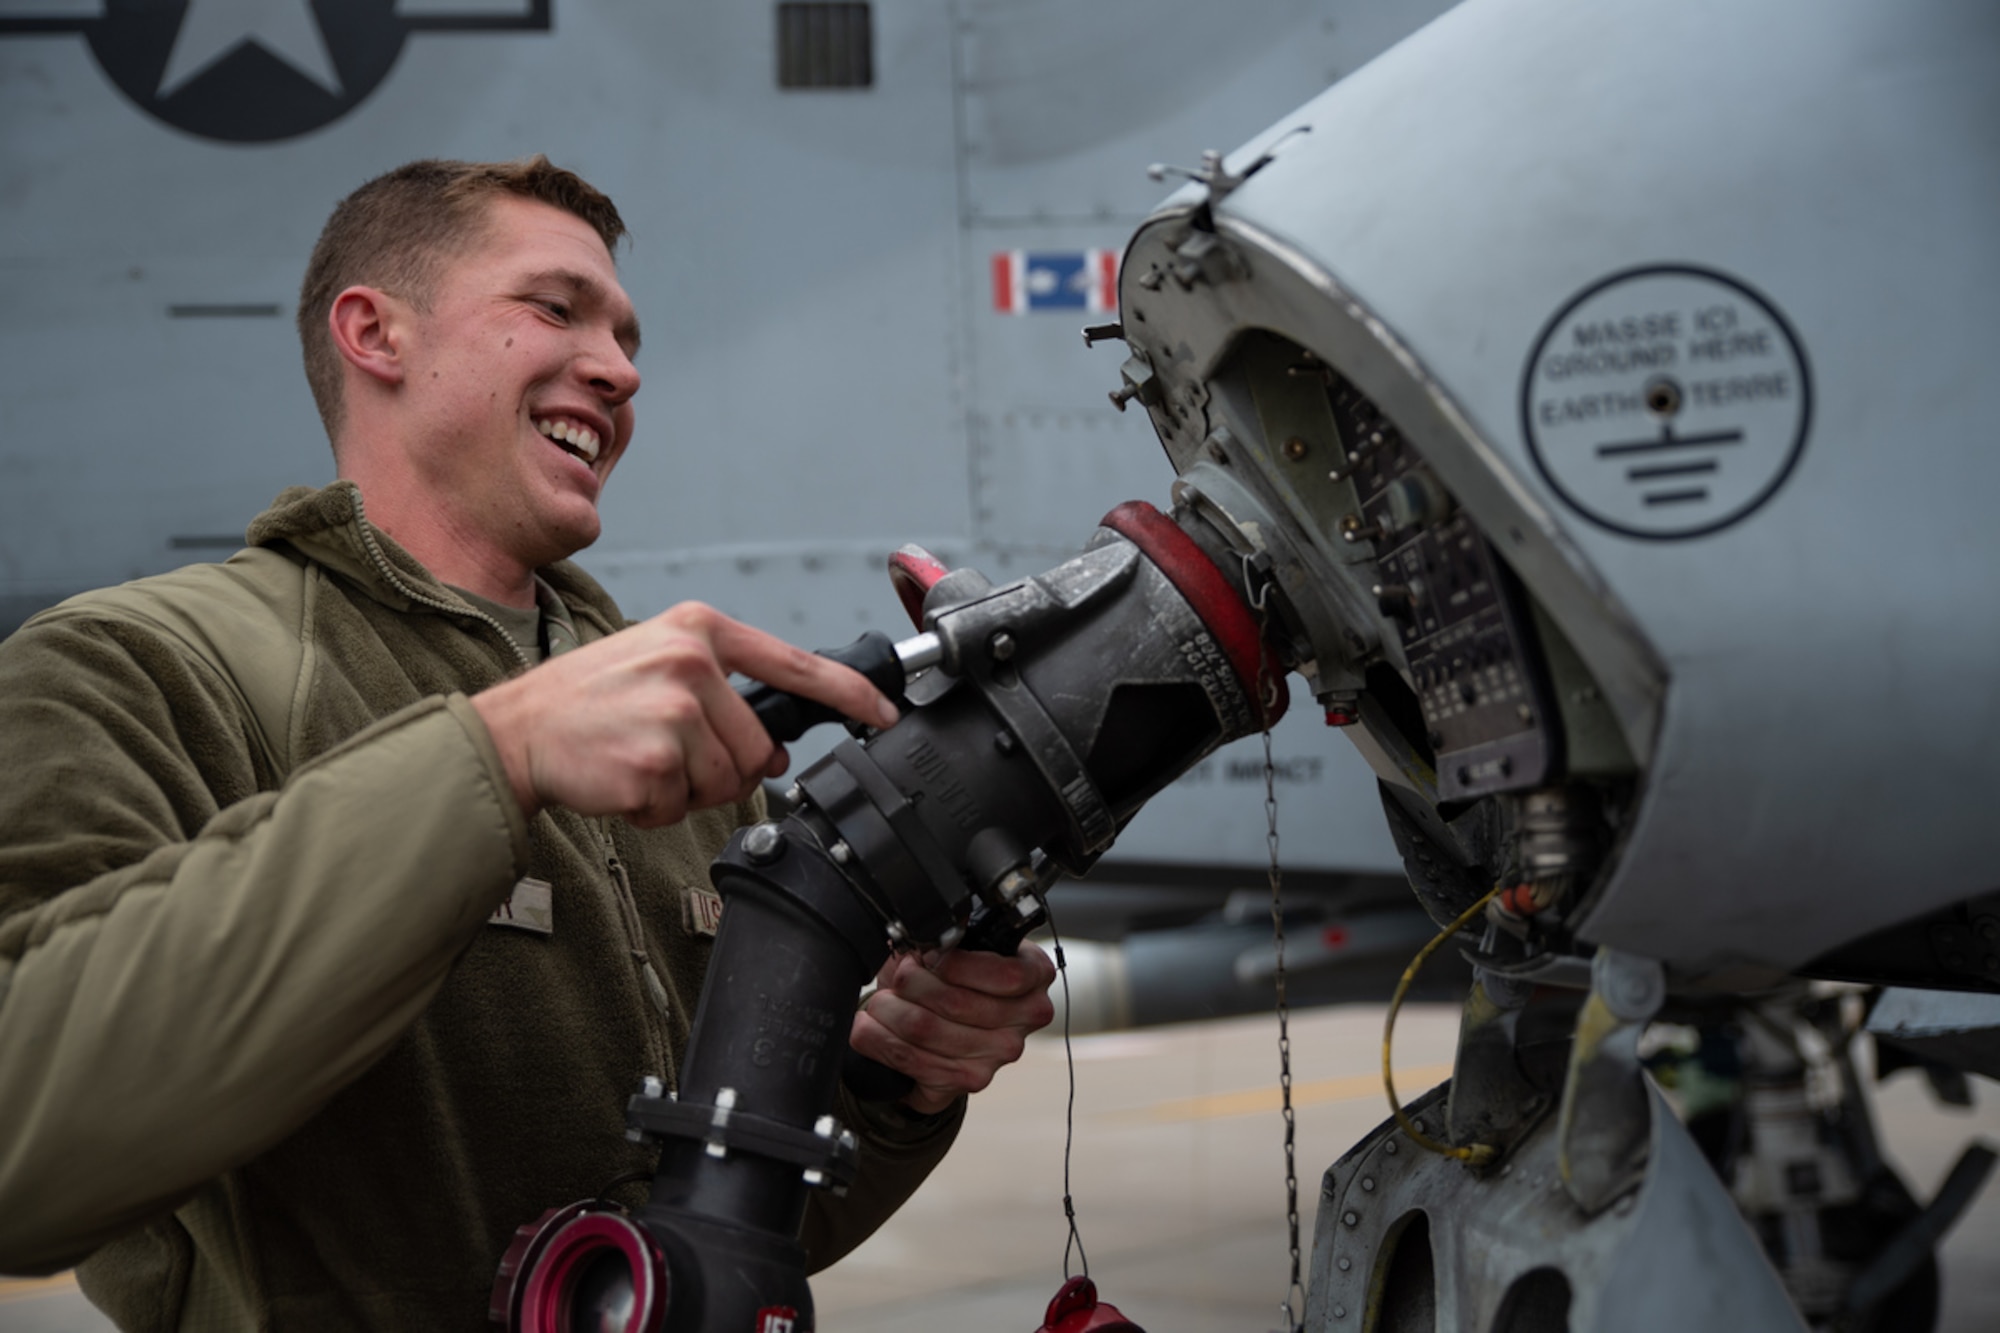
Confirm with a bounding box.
[86,0,408,144]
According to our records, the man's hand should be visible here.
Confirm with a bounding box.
[851,943,1058,1115]
[471,602,900,827]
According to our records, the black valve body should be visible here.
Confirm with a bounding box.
[498,502,1282,1333]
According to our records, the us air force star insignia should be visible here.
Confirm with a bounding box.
[0,0,550,144]
[157,0,343,100]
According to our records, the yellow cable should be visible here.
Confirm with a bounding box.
[1382,884,1504,1167]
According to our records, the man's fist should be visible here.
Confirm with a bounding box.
[851,943,1059,1115]
[471,602,900,827]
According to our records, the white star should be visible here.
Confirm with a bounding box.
[156,0,344,100]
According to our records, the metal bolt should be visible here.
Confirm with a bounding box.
[1361,1177,1375,1192]
[829,840,852,865]
[989,631,1017,662]
[1333,1305,1347,1320]
[742,822,785,865]
[1338,1257,1352,1272]
[1283,436,1310,461]
[1343,1210,1359,1227]
[1384,1140,1398,1156]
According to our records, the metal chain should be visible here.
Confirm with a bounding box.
[1265,723,1304,1333]
[1245,559,1304,1333]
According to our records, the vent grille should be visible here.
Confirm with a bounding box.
[777,3,872,89]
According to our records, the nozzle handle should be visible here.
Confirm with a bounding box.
[739,631,907,744]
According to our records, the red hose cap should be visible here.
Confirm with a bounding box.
[490,1202,667,1332]
[491,1203,582,1327]
[888,544,952,629]
[1035,1276,1146,1333]
[1098,501,1287,727]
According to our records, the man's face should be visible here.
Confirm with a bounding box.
[396,194,642,570]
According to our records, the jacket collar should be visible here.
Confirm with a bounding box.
[244,481,624,637]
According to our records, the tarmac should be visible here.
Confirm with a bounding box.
[4,1003,1997,1331]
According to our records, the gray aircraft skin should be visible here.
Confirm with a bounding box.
[8,3,1998,1331]
[1097,0,2000,1326]
[0,0,1459,908]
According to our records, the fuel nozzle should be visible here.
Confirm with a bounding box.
[497,500,1287,1333]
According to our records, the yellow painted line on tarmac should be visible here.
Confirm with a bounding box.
[0,1271,78,1302]
[1112,1063,1455,1123]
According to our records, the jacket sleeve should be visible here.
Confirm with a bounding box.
[0,614,532,1275]
[800,1086,966,1272]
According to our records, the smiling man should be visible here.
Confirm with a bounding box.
[0,158,1054,1330]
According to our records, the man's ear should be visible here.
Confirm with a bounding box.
[328,285,407,387]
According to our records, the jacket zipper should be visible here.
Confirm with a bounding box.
[600,827,679,1091]
[349,492,678,1088]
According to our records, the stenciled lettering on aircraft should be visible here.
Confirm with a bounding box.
[1519,265,1812,541]
[1176,755,1325,786]
[0,0,552,143]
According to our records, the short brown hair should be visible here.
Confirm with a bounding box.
[296,156,627,441]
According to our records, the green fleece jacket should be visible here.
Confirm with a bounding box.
[0,482,960,1330]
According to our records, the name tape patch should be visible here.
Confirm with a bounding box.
[684,885,725,937]
[488,877,554,935]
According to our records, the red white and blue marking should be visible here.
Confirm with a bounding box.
[992,249,1119,314]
